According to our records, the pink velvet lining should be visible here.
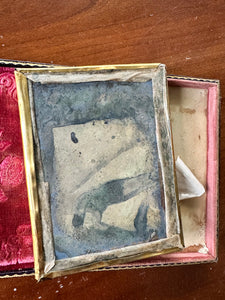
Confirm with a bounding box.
[205,85,219,258]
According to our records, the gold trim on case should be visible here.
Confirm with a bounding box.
[15,71,44,280]
[44,246,181,279]
[16,63,161,74]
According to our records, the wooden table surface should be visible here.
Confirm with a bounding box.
[0,1,225,299]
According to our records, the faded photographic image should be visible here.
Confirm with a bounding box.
[32,80,166,259]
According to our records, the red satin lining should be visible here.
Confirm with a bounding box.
[0,67,34,271]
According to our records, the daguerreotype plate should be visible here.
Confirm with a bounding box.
[15,64,182,279]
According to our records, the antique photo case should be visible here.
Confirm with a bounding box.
[15,64,182,279]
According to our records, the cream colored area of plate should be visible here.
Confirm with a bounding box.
[53,118,160,236]
[169,86,208,247]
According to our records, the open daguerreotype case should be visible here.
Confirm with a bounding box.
[14,64,183,279]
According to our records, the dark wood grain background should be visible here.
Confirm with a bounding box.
[0,1,225,299]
